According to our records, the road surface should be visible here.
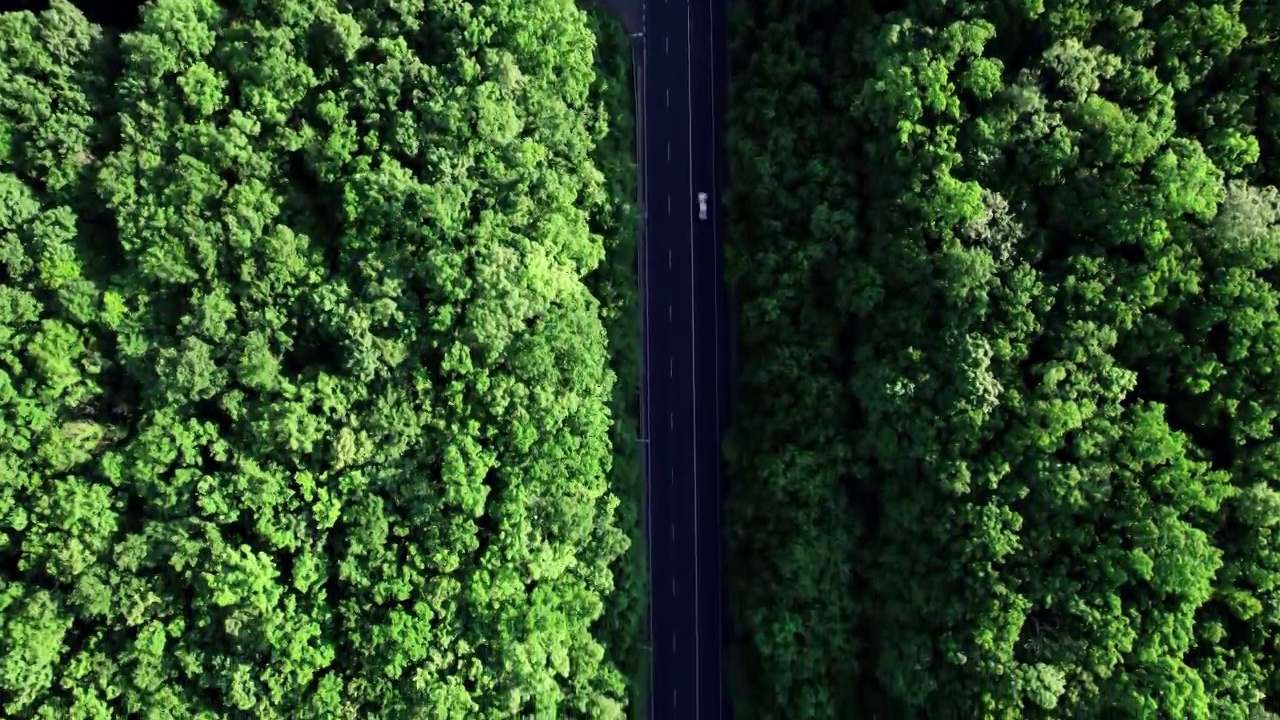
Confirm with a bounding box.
[633,0,729,717]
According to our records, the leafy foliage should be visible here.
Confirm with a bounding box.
[0,0,641,716]
[725,0,1280,717]
[581,5,647,715]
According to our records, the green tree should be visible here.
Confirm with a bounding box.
[0,0,641,716]
[725,0,1280,716]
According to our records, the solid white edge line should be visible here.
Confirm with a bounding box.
[685,2,701,715]
[707,1,723,716]
[637,33,657,720]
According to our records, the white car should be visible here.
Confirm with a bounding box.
[697,192,708,220]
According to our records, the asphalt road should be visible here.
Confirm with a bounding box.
[634,0,729,717]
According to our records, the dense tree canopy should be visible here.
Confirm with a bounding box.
[0,0,641,716]
[725,0,1280,717]
[581,6,647,712]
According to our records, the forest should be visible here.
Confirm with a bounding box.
[722,0,1280,717]
[0,0,643,717]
